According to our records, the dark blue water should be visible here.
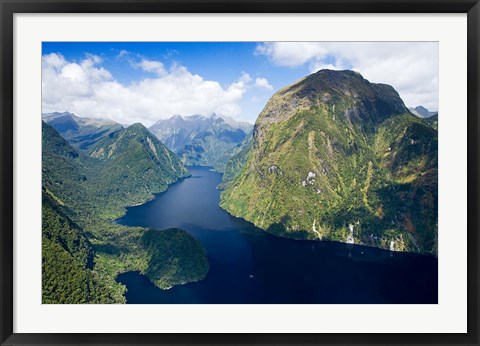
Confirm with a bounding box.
[116,167,437,304]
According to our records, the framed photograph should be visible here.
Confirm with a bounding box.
[1,0,479,345]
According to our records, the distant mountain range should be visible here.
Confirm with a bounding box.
[42,112,124,150]
[409,106,438,118]
[43,111,254,171]
[149,114,253,171]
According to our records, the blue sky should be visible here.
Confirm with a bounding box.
[43,42,306,86]
[42,42,438,126]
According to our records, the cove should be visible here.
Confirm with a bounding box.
[116,167,437,304]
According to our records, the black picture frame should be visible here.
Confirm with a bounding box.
[1,0,479,345]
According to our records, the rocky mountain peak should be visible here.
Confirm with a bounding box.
[259,69,408,129]
[409,106,438,118]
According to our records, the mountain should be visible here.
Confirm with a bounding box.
[220,70,438,255]
[42,112,124,150]
[409,106,438,118]
[42,121,208,303]
[42,121,96,217]
[219,115,254,133]
[88,123,190,217]
[149,114,253,171]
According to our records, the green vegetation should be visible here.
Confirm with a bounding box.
[220,70,438,255]
[42,121,209,303]
[422,114,438,130]
[87,123,191,219]
[42,193,122,303]
[218,134,253,189]
[141,229,209,289]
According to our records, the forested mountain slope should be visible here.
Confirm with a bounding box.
[42,122,209,303]
[220,70,438,255]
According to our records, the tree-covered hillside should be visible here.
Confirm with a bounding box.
[220,70,438,255]
[42,121,209,303]
[88,123,190,219]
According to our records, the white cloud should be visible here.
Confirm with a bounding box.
[42,53,253,126]
[239,71,252,83]
[255,42,328,67]
[136,59,166,76]
[117,49,129,59]
[42,53,113,111]
[43,52,66,68]
[256,42,439,111]
[254,77,273,90]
